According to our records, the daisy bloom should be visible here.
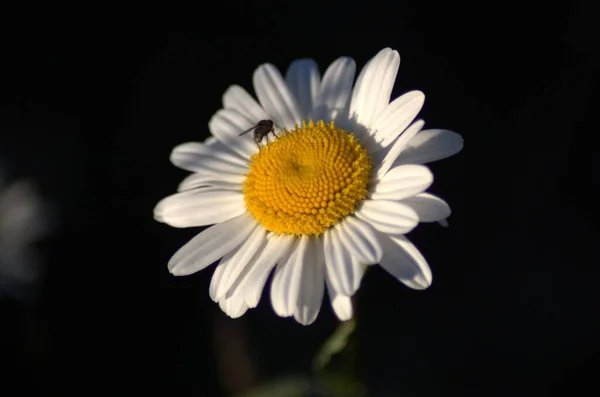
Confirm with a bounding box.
[154,48,463,325]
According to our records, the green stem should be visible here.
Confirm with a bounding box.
[312,299,358,374]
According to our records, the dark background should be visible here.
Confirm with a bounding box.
[1,2,598,396]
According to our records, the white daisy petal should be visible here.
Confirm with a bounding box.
[209,260,227,302]
[349,48,400,128]
[203,134,250,172]
[170,142,249,174]
[323,226,362,296]
[338,216,383,264]
[222,84,271,122]
[205,132,255,165]
[167,213,256,276]
[311,57,356,121]
[378,234,432,290]
[285,236,313,316]
[331,295,353,321]
[204,136,217,145]
[214,226,267,302]
[177,175,242,193]
[244,234,295,308]
[177,172,245,192]
[371,164,433,201]
[355,199,419,235]
[294,237,325,325]
[376,119,425,180]
[401,193,452,223]
[268,240,296,317]
[325,274,353,321]
[371,90,425,148]
[394,129,464,165]
[285,59,320,120]
[209,232,294,308]
[209,108,258,158]
[253,63,303,130]
[153,189,245,228]
[219,294,249,319]
[270,237,308,317]
[171,141,247,169]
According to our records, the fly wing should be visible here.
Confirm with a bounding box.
[238,125,257,136]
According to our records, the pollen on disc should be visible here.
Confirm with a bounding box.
[243,120,372,236]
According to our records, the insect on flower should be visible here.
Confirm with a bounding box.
[238,119,278,149]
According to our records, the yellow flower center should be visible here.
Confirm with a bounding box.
[243,120,372,236]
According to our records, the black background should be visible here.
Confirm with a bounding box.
[1,2,598,396]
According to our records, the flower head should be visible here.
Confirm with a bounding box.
[154,48,463,325]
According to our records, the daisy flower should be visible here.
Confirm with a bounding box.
[154,48,463,325]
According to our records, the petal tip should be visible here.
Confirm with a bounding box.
[294,311,318,326]
[253,62,275,77]
[168,265,186,276]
